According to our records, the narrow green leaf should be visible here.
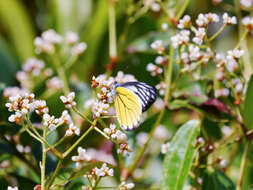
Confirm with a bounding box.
[162,120,200,190]
[0,0,35,61]
[243,74,253,129]
[202,169,235,190]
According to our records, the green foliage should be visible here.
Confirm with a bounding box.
[162,120,200,190]
[243,74,253,129]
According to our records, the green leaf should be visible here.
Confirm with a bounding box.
[243,74,253,129]
[50,0,92,34]
[202,169,235,190]
[0,0,35,61]
[128,32,170,54]
[164,0,189,18]
[162,120,200,190]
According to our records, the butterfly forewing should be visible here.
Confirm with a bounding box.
[120,82,157,112]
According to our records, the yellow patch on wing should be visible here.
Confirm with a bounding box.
[115,87,142,130]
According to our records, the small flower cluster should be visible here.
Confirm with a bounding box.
[72,147,116,169]
[6,93,79,135]
[118,181,135,190]
[104,124,127,143]
[6,93,35,124]
[143,0,161,12]
[242,16,253,30]
[34,29,87,56]
[84,163,114,186]
[60,92,77,109]
[240,0,253,8]
[16,144,31,153]
[150,40,165,54]
[72,147,92,169]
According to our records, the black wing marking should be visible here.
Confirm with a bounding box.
[120,82,157,112]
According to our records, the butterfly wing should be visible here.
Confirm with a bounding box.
[120,82,157,112]
[114,86,142,130]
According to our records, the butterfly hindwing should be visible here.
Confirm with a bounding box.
[114,86,142,130]
[120,82,157,112]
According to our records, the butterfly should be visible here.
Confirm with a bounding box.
[113,81,157,130]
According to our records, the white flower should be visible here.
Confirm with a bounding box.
[240,0,253,7]
[43,114,59,131]
[65,31,79,45]
[136,132,148,147]
[161,142,170,154]
[151,3,160,12]
[71,42,87,56]
[60,92,77,109]
[94,163,114,177]
[232,78,244,93]
[8,112,23,124]
[3,87,29,98]
[161,23,168,31]
[220,159,227,167]
[156,82,167,96]
[150,40,164,54]
[154,125,170,141]
[92,101,110,117]
[196,13,209,27]
[205,13,219,23]
[171,30,190,48]
[193,28,206,45]
[117,143,132,156]
[155,56,167,65]
[215,88,230,97]
[7,187,18,190]
[34,100,49,116]
[104,124,127,143]
[215,53,226,67]
[59,110,72,124]
[114,71,137,83]
[72,147,92,169]
[34,37,55,54]
[46,77,64,90]
[221,126,232,136]
[177,15,191,29]
[6,93,35,114]
[119,181,135,190]
[189,45,201,61]
[22,58,45,76]
[146,63,163,76]
[223,13,237,25]
[42,29,62,44]
[242,16,253,30]
[66,123,80,136]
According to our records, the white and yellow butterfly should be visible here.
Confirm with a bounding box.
[113,81,157,130]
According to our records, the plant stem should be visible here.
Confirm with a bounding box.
[63,122,96,158]
[209,24,227,42]
[126,109,165,177]
[164,31,175,103]
[73,107,93,125]
[236,139,251,190]
[235,30,248,49]
[41,126,47,190]
[46,159,63,190]
[109,1,117,59]
[52,56,70,95]
[175,0,191,21]
[94,126,110,140]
